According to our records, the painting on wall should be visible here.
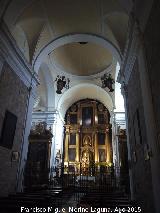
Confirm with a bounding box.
[11,151,19,162]
[133,109,142,145]
[82,107,93,126]
[69,148,76,161]
[0,110,17,149]
[69,133,76,145]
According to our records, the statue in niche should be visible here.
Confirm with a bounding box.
[81,135,93,174]
[81,149,91,174]
[82,149,90,165]
[83,135,92,147]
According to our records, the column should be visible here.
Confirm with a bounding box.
[95,132,98,162]
[76,132,80,162]
[64,132,69,162]
[105,132,111,163]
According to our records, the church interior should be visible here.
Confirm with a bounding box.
[0,0,160,212]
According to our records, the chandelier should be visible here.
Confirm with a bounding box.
[55,75,70,94]
[101,73,115,92]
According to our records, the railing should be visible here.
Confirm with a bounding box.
[24,164,130,197]
[49,166,130,194]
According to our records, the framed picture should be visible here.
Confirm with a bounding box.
[0,110,17,149]
[133,109,142,145]
[82,107,93,126]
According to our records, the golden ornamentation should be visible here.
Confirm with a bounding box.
[63,99,112,175]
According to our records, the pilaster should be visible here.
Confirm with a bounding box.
[76,132,80,162]
[105,132,111,163]
[64,130,69,162]
[94,132,98,162]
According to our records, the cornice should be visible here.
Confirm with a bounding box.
[32,110,59,125]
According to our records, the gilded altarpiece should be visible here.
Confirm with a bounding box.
[64,99,112,175]
[24,123,53,189]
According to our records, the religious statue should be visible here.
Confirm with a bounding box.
[30,122,53,137]
[82,150,90,165]
[55,75,70,94]
[81,149,90,174]
[55,150,61,165]
[81,136,93,174]
[55,150,62,177]
[101,73,115,92]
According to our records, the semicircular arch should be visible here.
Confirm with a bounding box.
[57,83,114,119]
[33,33,122,73]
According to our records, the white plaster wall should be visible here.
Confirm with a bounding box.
[115,63,125,113]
